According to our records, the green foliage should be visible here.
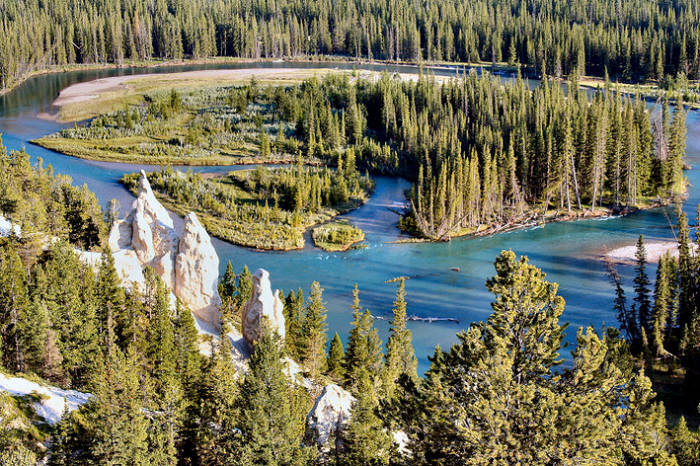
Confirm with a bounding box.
[234,326,315,464]
[302,282,328,377]
[327,332,346,380]
[195,324,240,464]
[3,0,700,93]
[0,143,106,249]
[312,220,365,252]
[338,369,392,465]
[384,279,417,393]
[0,392,42,465]
[344,284,384,388]
[284,289,306,360]
[392,250,675,464]
[120,163,372,250]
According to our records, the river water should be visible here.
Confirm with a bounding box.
[1,61,698,373]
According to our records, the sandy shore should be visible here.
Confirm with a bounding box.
[51,68,317,108]
[49,67,451,110]
[605,241,697,263]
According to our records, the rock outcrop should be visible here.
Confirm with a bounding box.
[105,172,349,451]
[175,213,221,328]
[109,170,221,331]
[241,268,286,345]
[306,384,355,447]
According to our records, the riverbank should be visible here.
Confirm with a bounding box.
[0,55,516,99]
[36,67,350,123]
[605,240,698,264]
[30,137,318,166]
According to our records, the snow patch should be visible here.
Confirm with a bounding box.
[0,372,91,425]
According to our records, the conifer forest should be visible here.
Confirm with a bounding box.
[1,0,700,465]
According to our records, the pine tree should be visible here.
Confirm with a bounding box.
[146,274,182,465]
[633,235,652,339]
[0,241,42,374]
[284,288,305,360]
[344,285,384,387]
[651,254,672,357]
[196,323,240,464]
[671,417,700,466]
[236,265,253,309]
[398,251,669,464]
[302,281,327,377]
[234,325,313,464]
[95,246,125,338]
[338,369,392,465]
[384,279,417,393]
[219,260,237,298]
[173,300,203,463]
[327,332,346,380]
[82,326,151,465]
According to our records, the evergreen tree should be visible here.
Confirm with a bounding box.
[196,323,240,464]
[0,241,43,374]
[651,253,672,356]
[327,332,346,380]
[95,246,125,338]
[338,369,392,465]
[384,279,417,393]
[80,327,151,465]
[302,281,328,377]
[633,235,652,339]
[283,288,306,359]
[396,250,671,464]
[671,417,700,466]
[234,325,313,464]
[344,284,384,387]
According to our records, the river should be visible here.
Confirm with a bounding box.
[1,61,698,373]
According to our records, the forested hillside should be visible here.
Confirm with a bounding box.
[2,0,700,91]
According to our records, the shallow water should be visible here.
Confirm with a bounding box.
[1,62,698,373]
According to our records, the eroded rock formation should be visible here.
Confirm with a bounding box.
[109,170,221,331]
[241,268,286,345]
[175,213,221,328]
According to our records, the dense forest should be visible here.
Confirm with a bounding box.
[3,129,700,465]
[606,209,700,421]
[3,0,700,91]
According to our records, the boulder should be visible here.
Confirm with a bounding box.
[306,384,355,447]
[241,268,286,345]
[175,213,222,330]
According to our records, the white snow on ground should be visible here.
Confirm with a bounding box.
[0,372,91,425]
[0,215,21,237]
